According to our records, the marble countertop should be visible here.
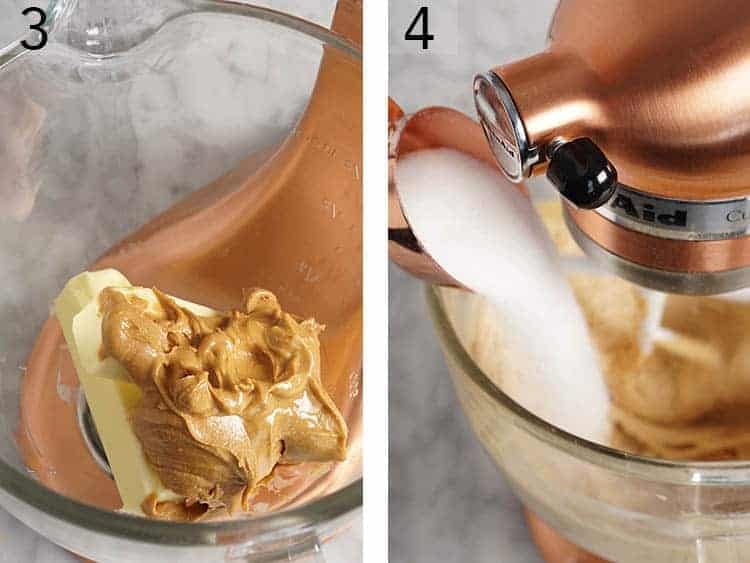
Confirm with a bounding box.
[0,0,362,561]
[389,0,557,561]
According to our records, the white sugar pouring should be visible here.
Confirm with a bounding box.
[396,147,610,443]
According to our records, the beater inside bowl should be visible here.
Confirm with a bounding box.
[0,5,360,560]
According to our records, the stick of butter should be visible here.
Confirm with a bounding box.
[55,269,205,514]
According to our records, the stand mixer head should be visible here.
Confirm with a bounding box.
[392,0,750,295]
[475,0,750,295]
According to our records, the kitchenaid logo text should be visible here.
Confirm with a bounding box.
[610,195,687,227]
[600,187,750,239]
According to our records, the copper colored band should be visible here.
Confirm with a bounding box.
[568,205,750,273]
[388,144,463,287]
[387,104,499,288]
[388,98,404,128]
[387,99,457,285]
[525,510,607,563]
[331,0,361,47]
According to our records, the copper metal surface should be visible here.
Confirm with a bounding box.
[494,0,750,201]
[388,104,509,287]
[20,1,361,513]
[395,1,750,287]
[567,204,750,273]
[525,510,608,563]
[481,0,750,285]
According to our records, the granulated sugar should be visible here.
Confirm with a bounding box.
[396,148,609,442]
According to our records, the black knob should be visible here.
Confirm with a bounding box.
[546,138,617,209]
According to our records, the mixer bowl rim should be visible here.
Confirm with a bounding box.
[427,284,750,486]
[0,3,362,546]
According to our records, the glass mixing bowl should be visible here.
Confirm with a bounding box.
[0,2,361,561]
[427,200,750,563]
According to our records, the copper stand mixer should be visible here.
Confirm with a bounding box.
[390,1,750,562]
[392,0,750,296]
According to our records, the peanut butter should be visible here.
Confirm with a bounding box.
[98,287,347,519]
[536,200,750,461]
[570,275,750,461]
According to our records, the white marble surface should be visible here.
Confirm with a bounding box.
[389,1,557,562]
[0,1,362,561]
